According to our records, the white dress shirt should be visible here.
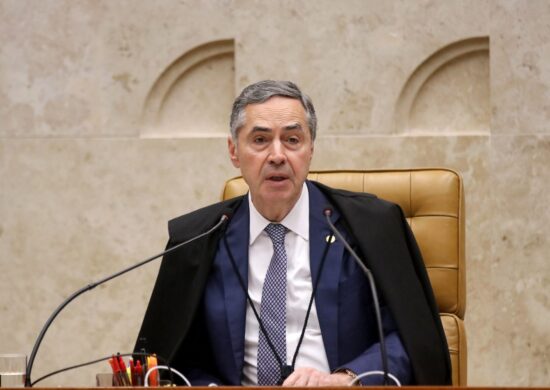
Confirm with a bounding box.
[241,183,330,385]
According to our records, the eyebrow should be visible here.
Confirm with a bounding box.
[250,123,304,133]
[284,123,303,131]
[251,126,270,133]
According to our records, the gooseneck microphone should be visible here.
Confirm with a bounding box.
[323,208,390,385]
[25,212,231,387]
[223,225,334,385]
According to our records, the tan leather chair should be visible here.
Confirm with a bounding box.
[222,168,466,385]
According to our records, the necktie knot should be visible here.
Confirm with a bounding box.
[264,223,287,244]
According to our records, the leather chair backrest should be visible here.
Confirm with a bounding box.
[221,168,467,385]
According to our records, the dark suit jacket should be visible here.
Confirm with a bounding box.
[135,181,451,385]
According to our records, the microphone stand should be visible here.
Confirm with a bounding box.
[25,214,229,387]
[324,209,390,385]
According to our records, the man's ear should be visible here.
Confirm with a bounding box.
[228,136,240,168]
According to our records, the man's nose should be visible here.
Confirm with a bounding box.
[268,140,286,165]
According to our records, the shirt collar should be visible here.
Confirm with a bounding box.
[249,182,310,245]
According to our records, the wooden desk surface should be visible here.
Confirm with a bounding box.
[6,387,549,390]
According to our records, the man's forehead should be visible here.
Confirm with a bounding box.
[243,97,307,125]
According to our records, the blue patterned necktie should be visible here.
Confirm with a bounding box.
[257,223,288,385]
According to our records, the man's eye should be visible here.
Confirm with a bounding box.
[287,136,300,144]
[253,136,266,144]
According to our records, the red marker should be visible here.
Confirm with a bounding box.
[129,358,136,386]
[108,357,121,386]
[117,354,131,386]
[135,359,144,386]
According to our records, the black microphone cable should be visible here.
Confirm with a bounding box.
[323,208,390,386]
[223,235,284,378]
[30,352,170,387]
[25,213,231,387]
[223,231,333,385]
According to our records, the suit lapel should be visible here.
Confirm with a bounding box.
[307,182,345,370]
[219,199,249,380]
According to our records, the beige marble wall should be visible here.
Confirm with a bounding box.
[1,0,548,386]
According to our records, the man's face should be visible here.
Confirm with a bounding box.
[228,96,314,220]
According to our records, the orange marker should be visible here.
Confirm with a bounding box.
[147,355,158,386]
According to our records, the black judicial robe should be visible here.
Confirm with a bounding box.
[135,181,451,385]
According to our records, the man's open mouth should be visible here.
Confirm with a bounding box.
[267,176,288,182]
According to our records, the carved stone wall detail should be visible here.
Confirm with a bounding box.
[141,39,235,138]
[395,37,490,135]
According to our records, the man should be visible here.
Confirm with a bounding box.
[135,81,451,386]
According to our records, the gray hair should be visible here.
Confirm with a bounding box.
[229,80,317,141]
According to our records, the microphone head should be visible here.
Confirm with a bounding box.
[323,207,333,217]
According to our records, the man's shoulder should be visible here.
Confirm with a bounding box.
[168,196,245,241]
